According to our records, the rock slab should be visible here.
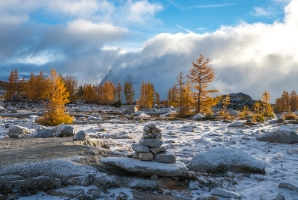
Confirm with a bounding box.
[189,148,265,174]
[256,130,298,144]
[211,188,241,199]
[100,157,190,178]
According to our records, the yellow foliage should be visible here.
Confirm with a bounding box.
[39,69,73,126]
[124,82,135,105]
[187,54,218,113]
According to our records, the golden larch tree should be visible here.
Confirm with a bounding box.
[63,75,78,103]
[82,83,97,103]
[116,82,122,102]
[154,92,160,105]
[6,69,19,100]
[176,72,194,117]
[40,69,73,126]
[187,54,219,113]
[124,82,135,105]
[261,91,274,117]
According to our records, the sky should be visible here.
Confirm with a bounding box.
[0,0,297,101]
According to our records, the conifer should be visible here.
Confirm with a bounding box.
[187,54,218,113]
[124,82,135,105]
[40,69,73,126]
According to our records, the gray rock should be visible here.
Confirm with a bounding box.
[228,121,245,127]
[123,105,138,115]
[55,124,75,137]
[9,125,30,134]
[86,188,101,198]
[154,152,176,163]
[132,144,150,153]
[50,188,86,198]
[100,157,190,178]
[225,109,240,116]
[152,127,161,134]
[132,152,139,159]
[139,152,154,161]
[10,108,18,113]
[73,130,86,141]
[278,181,298,191]
[143,125,152,133]
[256,130,298,144]
[147,123,156,129]
[211,188,241,199]
[275,193,285,200]
[34,126,52,138]
[9,133,19,138]
[0,106,6,113]
[189,148,265,174]
[150,147,166,154]
[139,139,162,148]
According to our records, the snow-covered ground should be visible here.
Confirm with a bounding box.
[1,108,298,199]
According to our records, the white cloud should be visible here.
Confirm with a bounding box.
[120,0,163,24]
[100,0,298,101]
[251,7,273,16]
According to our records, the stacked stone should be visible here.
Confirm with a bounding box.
[132,123,176,163]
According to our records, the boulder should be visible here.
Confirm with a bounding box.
[100,157,190,178]
[123,105,138,115]
[189,148,265,174]
[0,106,6,113]
[211,188,241,199]
[192,113,204,120]
[9,133,19,138]
[50,188,86,198]
[55,124,75,137]
[228,121,245,127]
[34,126,52,138]
[141,108,151,112]
[10,108,18,113]
[132,144,150,153]
[9,125,30,134]
[256,130,298,144]
[139,139,162,148]
[278,181,298,192]
[139,152,154,161]
[73,130,86,141]
[154,152,176,163]
[225,109,240,116]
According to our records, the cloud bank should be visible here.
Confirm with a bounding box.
[0,0,297,101]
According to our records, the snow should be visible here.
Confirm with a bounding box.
[2,105,298,199]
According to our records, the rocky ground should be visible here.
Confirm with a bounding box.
[1,103,298,199]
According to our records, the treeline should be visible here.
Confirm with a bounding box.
[4,55,298,117]
[275,90,298,113]
[4,69,139,104]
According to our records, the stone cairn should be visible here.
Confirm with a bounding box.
[131,123,176,163]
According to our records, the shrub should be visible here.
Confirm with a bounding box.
[202,113,216,121]
[283,112,297,120]
[252,114,265,123]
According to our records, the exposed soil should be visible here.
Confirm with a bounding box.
[0,137,93,167]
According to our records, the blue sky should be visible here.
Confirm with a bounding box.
[0,0,297,100]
